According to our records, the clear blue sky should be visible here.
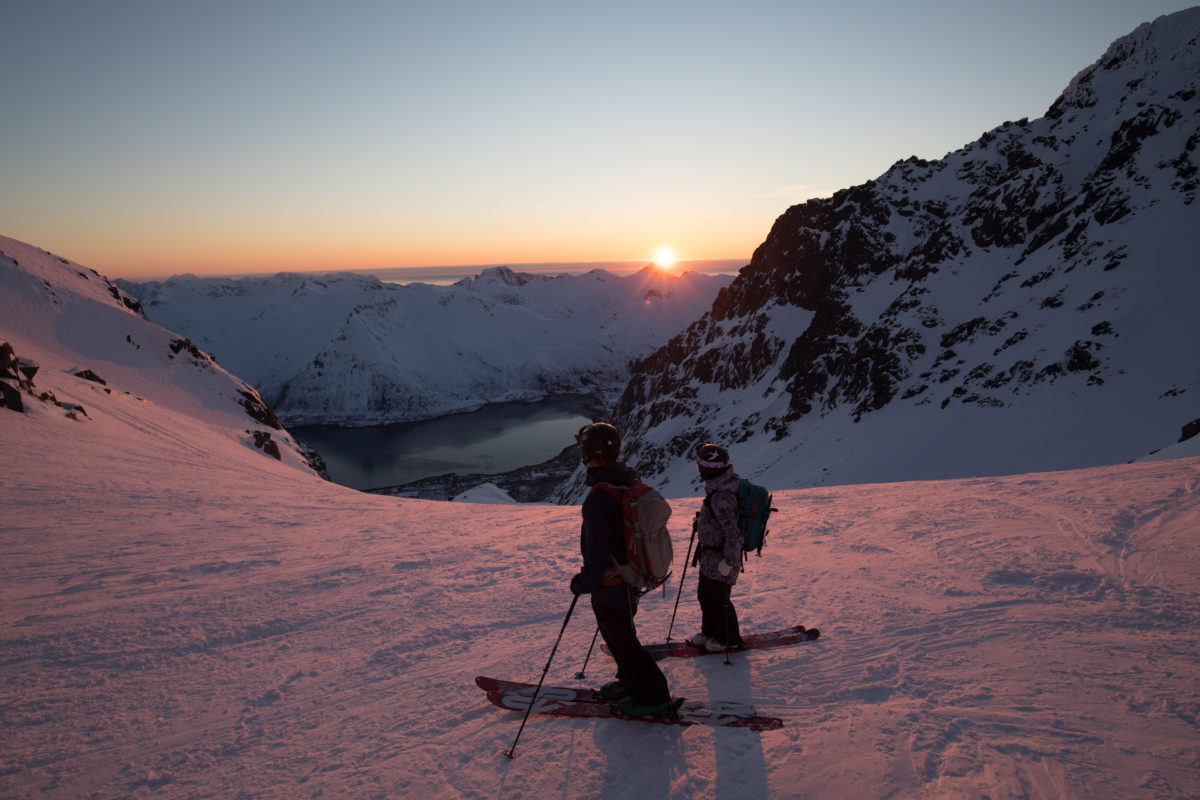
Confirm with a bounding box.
[2,0,1194,278]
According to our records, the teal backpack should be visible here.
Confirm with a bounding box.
[736,478,776,557]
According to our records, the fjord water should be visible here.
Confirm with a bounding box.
[290,397,596,490]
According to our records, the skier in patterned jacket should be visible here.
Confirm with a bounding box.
[688,443,747,652]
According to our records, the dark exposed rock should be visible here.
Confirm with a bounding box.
[0,341,19,381]
[1064,341,1104,373]
[238,389,283,430]
[62,403,88,420]
[1180,419,1200,443]
[1100,105,1181,175]
[2,341,85,417]
[251,430,282,460]
[72,368,107,385]
[16,358,38,381]
[298,443,331,481]
[0,379,22,412]
[107,284,145,316]
[169,337,212,364]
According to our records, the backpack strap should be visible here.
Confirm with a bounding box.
[591,481,632,586]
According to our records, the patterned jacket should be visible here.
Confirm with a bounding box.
[696,468,743,585]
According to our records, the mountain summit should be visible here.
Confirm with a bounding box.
[611,8,1200,496]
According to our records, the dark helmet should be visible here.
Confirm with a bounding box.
[693,442,732,480]
[577,422,621,465]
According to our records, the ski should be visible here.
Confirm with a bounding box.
[605,624,820,660]
[475,675,783,731]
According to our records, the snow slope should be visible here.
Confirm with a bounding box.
[0,236,321,477]
[3,238,1200,798]
[118,265,732,426]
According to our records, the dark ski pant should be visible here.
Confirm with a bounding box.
[698,573,742,647]
[592,596,670,705]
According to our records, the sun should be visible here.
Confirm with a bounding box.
[654,248,675,271]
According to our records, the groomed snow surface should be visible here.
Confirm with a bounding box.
[4,387,1199,798]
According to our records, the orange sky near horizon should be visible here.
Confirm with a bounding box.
[12,149,769,278]
[39,219,760,280]
[3,2,1191,282]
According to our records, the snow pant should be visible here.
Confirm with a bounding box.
[591,596,671,705]
[697,573,742,647]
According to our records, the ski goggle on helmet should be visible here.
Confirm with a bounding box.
[576,422,621,464]
[692,442,731,480]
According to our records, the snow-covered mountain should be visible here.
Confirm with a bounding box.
[601,8,1200,498]
[118,266,732,426]
[0,235,325,478]
[3,229,1200,798]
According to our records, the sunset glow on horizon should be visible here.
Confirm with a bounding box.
[655,249,676,272]
[2,1,1191,281]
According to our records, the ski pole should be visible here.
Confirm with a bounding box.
[665,513,699,642]
[574,625,600,679]
[724,598,733,666]
[505,592,579,759]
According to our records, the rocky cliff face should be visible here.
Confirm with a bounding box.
[609,9,1200,496]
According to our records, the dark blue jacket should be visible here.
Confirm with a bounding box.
[577,463,638,608]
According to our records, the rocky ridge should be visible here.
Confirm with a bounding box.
[598,9,1200,497]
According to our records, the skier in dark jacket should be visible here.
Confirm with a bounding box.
[569,422,673,717]
[688,442,747,652]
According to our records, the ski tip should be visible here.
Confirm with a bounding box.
[806,628,821,641]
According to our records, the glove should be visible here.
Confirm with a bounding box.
[570,573,587,595]
[717,560,734,577]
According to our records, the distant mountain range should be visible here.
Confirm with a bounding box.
[95,9,1200,499]
[118,267,732,426]
[571,7,1200,497]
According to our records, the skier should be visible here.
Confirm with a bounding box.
[569,422,674,718]
[688,443,748,652]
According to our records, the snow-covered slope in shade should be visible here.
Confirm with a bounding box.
[0,235,323,478]
[604,8,1200,500]
[4,236,1200,799]
[118,265,733,426]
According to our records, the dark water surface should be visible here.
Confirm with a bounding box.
[291,397,598,490]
